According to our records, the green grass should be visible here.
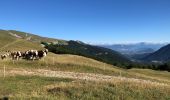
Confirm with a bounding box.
[46,81,170,100]
[0,75,169,100]
[0,52,123,76]
[129,68,170,80]
[0,30,43,52]
[128,68,170,84]
[9,30,67,43]
[0,30,17,50]
[1,53,170,84]
[0,76,72,100]
[0,39,42,51]
[0,57,121,76]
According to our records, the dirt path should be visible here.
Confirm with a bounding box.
[8,31,22,38]
[1,68,169,87]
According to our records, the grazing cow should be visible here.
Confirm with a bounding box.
[24,50,30,59]
[24,50,38,60]
[32,50,38,60]
[1,54,8,60]
[10,51,22,60]
[38,49,48,59]
[1,51,10,60]
[1,49,48,61]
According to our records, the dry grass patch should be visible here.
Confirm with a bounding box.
[46,80,170,100]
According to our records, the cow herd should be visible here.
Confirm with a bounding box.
[0,49,48,60]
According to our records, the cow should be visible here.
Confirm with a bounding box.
[1,49,48,61]
[24,50,38,60]
[1,51,10,60]
[38,49,48,59]
[1,54,9,60]
[23,49,48,60]
[10,51,22,60]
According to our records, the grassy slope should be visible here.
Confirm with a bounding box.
[46,40,131,67]
[0,30,170,99]
[0,76,169,100]
[3,53,170,84]
[0,52,170,99]
[0,30,43,52]
[0,30,17,50]
[9,30,131,67]
[9,30,66,43]
[1,39,43,51]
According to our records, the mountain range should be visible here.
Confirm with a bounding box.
[98,43,168,62]
[98,42,167,55]
[143,44,170,63]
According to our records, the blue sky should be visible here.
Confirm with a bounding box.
[0,0,170,44]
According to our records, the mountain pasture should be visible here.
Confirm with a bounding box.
[1,52,170,100]
[0,30,170,99]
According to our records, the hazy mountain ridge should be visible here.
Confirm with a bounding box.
[143,44,170,63]
[98,42,167,55]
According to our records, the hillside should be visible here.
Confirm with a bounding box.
[0,30,43,52]
[0,52,170,99]
[9,30,67,44]
[0,30,131,67]
[143,44,170,63]
[44,40,131,67]
[0,30,17,49]
[0,29,170,99]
